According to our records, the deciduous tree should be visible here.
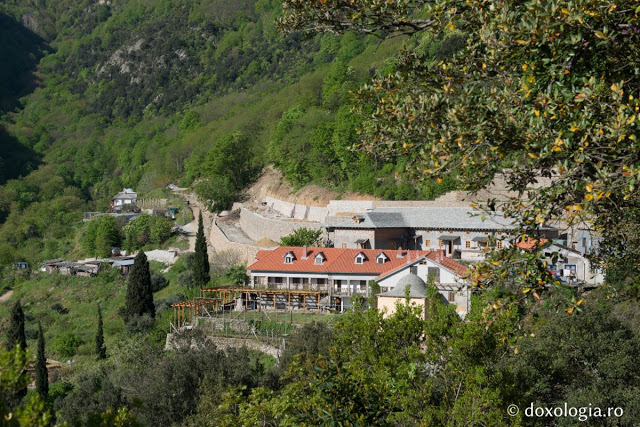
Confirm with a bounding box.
[280,0,640,287]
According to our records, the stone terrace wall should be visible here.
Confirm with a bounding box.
[209,217,263,265]
[264,195,472,223]
[239,208,324,243]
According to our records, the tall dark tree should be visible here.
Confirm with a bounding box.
[96,305,106,360]
[35,322,48,400]
[6,300,26,351]
[123,251,155,321]
[193,211,210,287]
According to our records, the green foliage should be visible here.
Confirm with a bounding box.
[0,347,52,427]
[279,321,333,373]
[6,300,26,351]
[83,215,121,258]
[281,0,640,280]
[194,175,237,213]
[220,264,248,286]
[278,227,323,247]
[201,131,256,190]
[122,214,174,251]
[35,322,48,400]
[51,332,83,359]
[123,251,155,323]
[193,212,210,287]
[96,305,106,360]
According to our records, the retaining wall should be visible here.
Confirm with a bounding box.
[165,333,280,357]
[239,208,324,243]
[209,217,263,265]
[264,195,471,222]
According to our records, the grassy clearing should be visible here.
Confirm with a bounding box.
[0,260,194,367]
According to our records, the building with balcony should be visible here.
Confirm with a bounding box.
[247,246,469,312]
[327,207,558,261]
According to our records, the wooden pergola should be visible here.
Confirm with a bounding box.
[201,287,329,314]
[171,287,334,329]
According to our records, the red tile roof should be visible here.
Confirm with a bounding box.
[248,247,468,277]
[375,254,469,280]
[515,238,549,251]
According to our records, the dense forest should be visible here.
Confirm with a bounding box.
[2,0,640,425]
[0,0,456,269]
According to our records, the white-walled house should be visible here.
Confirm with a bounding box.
[111,188,137,207]
[516,238,604,286]
[247,246,468,312]
[375,252,471,317]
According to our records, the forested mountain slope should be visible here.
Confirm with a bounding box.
[0,0,458,267]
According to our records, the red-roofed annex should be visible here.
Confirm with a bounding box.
[248,246,470,312]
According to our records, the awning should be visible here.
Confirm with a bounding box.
[438,235,460,240]
[355,238,369,244]
[472,236,488,242]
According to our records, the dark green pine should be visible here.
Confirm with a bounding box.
[193,211,210,287]
[6,300,27,351]
[35,321,49,400]
[124,251,155,321]
[96,305,107,360]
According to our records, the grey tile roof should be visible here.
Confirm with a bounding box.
[331,207,519,231]
[378,274,427,298]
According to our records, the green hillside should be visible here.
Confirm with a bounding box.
[0,0,455,268]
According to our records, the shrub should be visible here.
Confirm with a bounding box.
[50,303,69,314]
[125,314,155,335]
[151,272,168,293]
[52,333,83,359]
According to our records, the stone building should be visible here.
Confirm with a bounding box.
[327,207,558,261]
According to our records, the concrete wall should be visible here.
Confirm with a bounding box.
[209,218,263,265]
[265,196,296,217]
[239,208,324,243]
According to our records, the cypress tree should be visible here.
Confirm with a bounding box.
[96,305,106,359]
[193,211,210,287]
[35,321,49,400]
[123,251,155,321]
[6,300,26,351]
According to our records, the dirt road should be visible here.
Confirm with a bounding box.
[172,189,215,257]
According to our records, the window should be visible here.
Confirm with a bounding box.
[376,253,387,264]
[465,241,471,248]
[424,239,431,247]
[496,241,503,249]
[341,243,347,248]
[448,291,456,302]
[410,266,418,275]
[438,239,444,248]
[359,281,366,291]
[284,255,293,264]
[427,267,440,283]
[355,255,364,264]
[314,254,325,265]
